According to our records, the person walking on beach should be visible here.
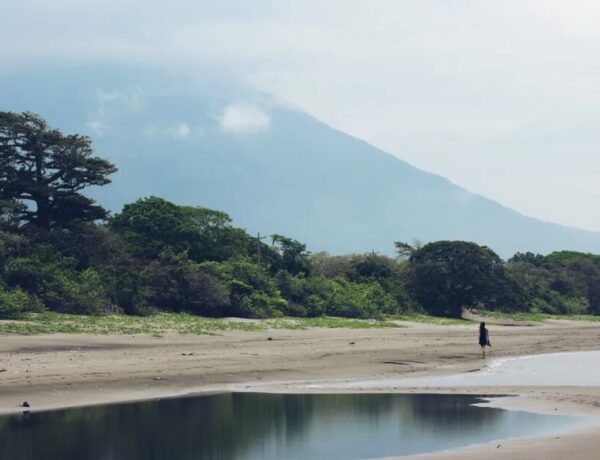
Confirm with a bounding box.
[479,322,490,358]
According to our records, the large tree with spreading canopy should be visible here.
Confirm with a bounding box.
[0,112,116,229]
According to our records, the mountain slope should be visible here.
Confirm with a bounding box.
[2,66,600,258]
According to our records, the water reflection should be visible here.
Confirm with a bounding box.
[0,393,592,460]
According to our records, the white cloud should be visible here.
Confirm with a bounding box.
[143,122,204,140]
[85,121,107,138]
[175,122,191,139]
[218,102,271,135]
[97,87,145,110]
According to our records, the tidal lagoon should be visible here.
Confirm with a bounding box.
[0,393,593,460]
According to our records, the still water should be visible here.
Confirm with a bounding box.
[0,393,593,460]
[300,351,600,390]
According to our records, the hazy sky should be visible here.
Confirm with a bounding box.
[3,1,600,230]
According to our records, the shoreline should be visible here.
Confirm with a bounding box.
[1,319,600,458]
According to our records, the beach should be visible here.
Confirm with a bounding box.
[1,318,600,458]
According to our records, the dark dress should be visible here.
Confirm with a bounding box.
[479,328,488,346]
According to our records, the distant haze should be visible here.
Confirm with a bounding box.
[3,67,600,258]
[2,1,600,230]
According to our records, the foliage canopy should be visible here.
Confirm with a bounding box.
[1,112,599,321]
[0,112,116,230]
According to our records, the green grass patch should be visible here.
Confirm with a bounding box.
[267,316,400,330]
[491,312,553,322]
[9,310,598,337]
[478,311,600,322]
[0,312,265,336]
[554,314,600,322]
[0,312,399,336]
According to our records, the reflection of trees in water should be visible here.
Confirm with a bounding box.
[401,394,505,435]
[0,394,275,460]
[283,393,504,434]
[0,393,508,460]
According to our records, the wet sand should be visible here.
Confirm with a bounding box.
[1,318,600,458]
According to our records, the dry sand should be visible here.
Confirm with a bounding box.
[1,318,600,458]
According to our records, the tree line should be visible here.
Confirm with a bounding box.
[1,111,600,320]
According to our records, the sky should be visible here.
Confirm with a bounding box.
[2,1,600,231]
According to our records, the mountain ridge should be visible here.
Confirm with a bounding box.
[2,66,600,258]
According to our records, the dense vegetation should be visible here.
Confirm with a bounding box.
[1,111,600,321]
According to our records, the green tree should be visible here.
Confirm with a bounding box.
[408,241,511,317]
[0,286,44,319]
[142,251,230,316]
[271,234,311,275]
[276,271,335,317]
[225,258,287,318]
[0,112,116,229]
[326,277,397,318]
[46,268,112,315]
[545,250,600,267]
[556,259,600,314]
[394,241,417,260]
[111,197,257,262]
[0,229,26,272]
[110,197,196,259]
[348,253,414,313]
[350,253,394,281]
[182,206,255,261]
[309,252,353,278]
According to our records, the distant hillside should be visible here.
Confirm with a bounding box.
[3,66,600,258]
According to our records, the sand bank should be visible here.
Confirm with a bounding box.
[1,318,600,458]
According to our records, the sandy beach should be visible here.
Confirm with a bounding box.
[1,318,600,459]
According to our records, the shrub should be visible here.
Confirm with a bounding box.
[43,269,112,314]
[0,286,44,319]
[325,278,397,319]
